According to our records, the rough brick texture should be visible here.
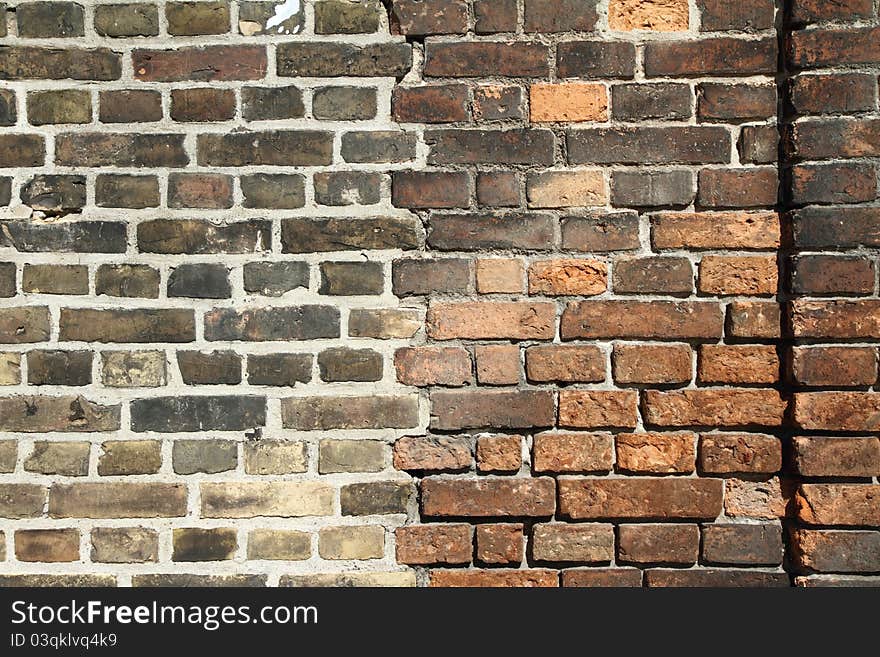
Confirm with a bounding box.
[0,0,875,589]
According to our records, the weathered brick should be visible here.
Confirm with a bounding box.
[91,527,158,564]
[97,441,161,476]
[613,257,694,295]
[568,127,730,165]
[0,307,51,343]
[0,395,119,432]
[793,437,880,478]
[56,133,187,168]
[562,212,641,252]
[427,301,555,340]
[792,300,880,339]
[283,395,418,430]
[790,73,876,115]
[0,134,45,167]
[134,46,266,81]
[473,85,524,121]
[725,477,787,519]
[395,347,471,387]
[0,46,121,80]
[95,175,159,208]
[616,432,697,474]
[341,481,412,516]
[17,2,83,37]
[168,264,231,300]
[319,439,383,474]
[395,524,472,565]
[476,524,523,565]
[0,484,47,519]
[430,570,557,587]
[27,90,91,125]
[243,441,308,475]
[792,346,877,387]
[131,396,265,433]
[280,572,412,587]
[427,129,555,166]
[533,524,614,563]
[557,41,636,79]
[794,392,880,432]
[533,432,613,474]
[198,131,332,167]
[527,171,607,208]
[15,529,79,563]
[422,477,555,517]
[0,89,14,125]
[474,0,517,33]
[618,524,699,565]
[204,306,339,342]
[526,345,605,383]
[698,345,779,384]
[703,524,783,566]
[391,0,467,35]
[320,261,383,296]
[524,0,598,32]
[238,0,303,35]
[430,390,555,430]
[25,441,89,476]
[173,528,237,562]
[173,440,237,475]
[282,217,422,253]
[476,258,524,293]
[697,0,775,31]
[652,211,780,250]
[247,530,310,561]
[393,85,469,124]
[60,309,195,343]
[686,399,781,444]
[101,351,166,388]
[790,118,880,160]
[428,213,555,251]
[96,264,159,299]
[561,301,724,340]
[424,42,549,78]
[791,162,876,205]
[559,390,639,429]
[99,89,162,123]
[739,125,779,164]
[341,131,417,163]
[699,255,778,296]
[646,569,788,587]
[476,434,522,472]
[0,355,21,386]
[313,86,377,121]
[27,350,92,386]
[612,83,692,121]
[166,1,229,35]
[791,0,874,24]
[796,484,880,527]
[645,37,777,77]
[201,482,333,518]
[644,389,786,428]
[94,3,159,37]
[170,88,235,123]
[318,347,382,382]
[241,86,304,121]
[612,170,695,208]
[793,529,880,574]
[317,0,382,34]
[319,526,384,560]
[393,171,470,209]
[698,83,776,122]
[314,172,380,206]
[177,350,241,384]
[393,436,472,472]
[698,168,778,208]
[277,42,411,78]
[559,478,723,520]
[23,264,88,295]
[528,259,607,295]
[134,574,263,587]
[791,255,876,296]
[562,568,642,587]
[50,483,187,518]
[727,301,780,338]
[349,309,421,339]
[393,258,470,296]
[609,0,689,31]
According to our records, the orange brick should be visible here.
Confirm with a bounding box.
[530,83,607,123]
[699,255,778,296]
[609,0,689,32]
[475,258,524,294]
[698,345,779,384]
[474,345,520,385]
[476,434,522,473]
[528,259,607,296]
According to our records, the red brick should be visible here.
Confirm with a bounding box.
[702,524,783,566]
[792,346,878,387]
[475,524,523,565]
[562,301,723,340]
[393,436,472,472]
[392,85,469,123]
[727,301,780,338]
[392,171,470,209]
[562,568,642,587]
[645,37,777,77]
[699,255,778,296]
[558,390,639,429]
[394,347,472,387]
[790,73,876,116]
[796,484,880,527]
[476,435,522,473]
[532,432,613,474]
[699,433,782,475]
[792,529,880,574]
[792,300,880,339]
[646,569,788,587]
[791,0,874,25]
[474,345,520,386]
[427,302,555,340]
[644,389,787,428]
[652,211,780,250]
[525,345,605,383]
[612,344,692,385]
[424,42,550,78]
[698,345,779,384]
[794,392,880,432]
[422,477,556,518]
[133,46,267,82]
[725,477,788,519]
[698,168,778,208]
[528,259,607,296]
[793,437,880,478]
[618,524,699,565]
[167,173,233,209]
[476,173,520,208]
[616,432,697,474]
[559,478,723,520]
[697,83,776,122]
[430,390,556,430]
[791,118,880,160]
[697,0,775,31]
[430,569,557,587]
[791,162,877,205]
[395,525,471,565]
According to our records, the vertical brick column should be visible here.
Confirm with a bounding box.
[785,1,880,585]
[392,0,791,586]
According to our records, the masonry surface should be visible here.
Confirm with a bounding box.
[0,0,877,587]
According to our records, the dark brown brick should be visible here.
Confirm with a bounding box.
[612,83,692,121]
[131,396,265,433]
[422,477,555,518]
[645,37,777,77]
[0,134,44,168]
[558,41,636,79]
[17,2,84,38]
[568,127,730,165]
[562,301,723,340]
[791,255,876,296]
[27,90,91,125]
[790,27,880,69]
[698,83,776,122]
[94,3,160,37]
[790,73,876,115]
[428,213,555,251]
[282,217,422,253]
[703,524,783,566]
[393,85,469,123]
[247,353,312,387]
[524,0,598,32]
[27,350,92,386]
[60,309,195,343]
[393,171,470,209]
[0,46,121,80]
[697,0,775,31]
[612,257,694,295]
[197,131,332,167]
[95,175,159,209]
[22,264,88,295]
[341,131,417,163]
[204,306,340,342]
[427,129,555,166]
[312,86,377,121]
[698,168,778,208]
[170,88,235,122]
[55,133,187,168]
[429,390,556,430]
[392,258,470,296]
[241,86,304,121]
[791,163,877,205]
[133,46,266,82]
[424,42,550,78]
[391,0,467,35]
[477,172,520,207]
[137,220,271,255]
[96,264,160,299]
[316,0,381,34]
[177,351,241,385]
[277,42,411,78]
[562,213,641,252]
[792,346,878,387]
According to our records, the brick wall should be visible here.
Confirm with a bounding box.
[0,0,876,587]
